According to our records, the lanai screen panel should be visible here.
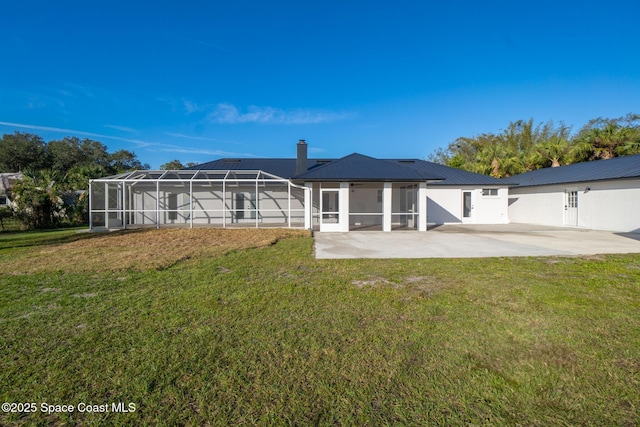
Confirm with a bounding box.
[349,183,384,230]
[392,183,419,230]
[89,170,307,230]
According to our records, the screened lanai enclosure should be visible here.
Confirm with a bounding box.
[89,170,309,230]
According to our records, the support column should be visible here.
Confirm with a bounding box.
[304,182,312,230]
[418,182,427,231]
[122,181,126,230]
[155,181,160,229]
[189,180,193,229]
[383,182,392,232]
[222,180,226,228]
[88,181,93,230]
[105,182,109,228]
[287,181,291,228]
[340,182,350,232]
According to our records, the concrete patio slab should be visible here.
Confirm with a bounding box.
[314,224,640,259]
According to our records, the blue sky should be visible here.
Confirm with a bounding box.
[1,0,639,168]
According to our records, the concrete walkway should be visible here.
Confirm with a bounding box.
[314,223,640,259]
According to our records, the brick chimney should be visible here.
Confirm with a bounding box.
[296,139,307,176]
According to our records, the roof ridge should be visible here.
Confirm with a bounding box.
[293,153,367,178]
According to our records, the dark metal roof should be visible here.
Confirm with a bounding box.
[508,154,640,187]
[390,159,514,186]
[295,153,443,181]
[185,158,330,178]
[186,153,512,185]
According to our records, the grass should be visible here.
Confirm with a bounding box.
[0,228,639,426]
[0,228,308,273]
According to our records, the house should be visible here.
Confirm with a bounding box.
[508,154,640,233]
[89,141,511,232]
[0,172,22,208]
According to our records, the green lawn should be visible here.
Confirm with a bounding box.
[1,229,639,426]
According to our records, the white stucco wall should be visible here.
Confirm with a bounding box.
[426,186,509,225]
[508,185,565,227]
[128,184,305,226]
[509,178,640,233]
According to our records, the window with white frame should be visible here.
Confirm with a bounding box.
[482,188,498,197]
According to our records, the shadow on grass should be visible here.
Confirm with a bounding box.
[0,227,150,250]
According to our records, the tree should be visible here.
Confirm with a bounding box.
[160,159,186,170]
[66,164,108,224]
[0,132,48,172]
[0,131,151,229]
[572,114,640,161]
[473,136,505,177]
[107,150,150,174]
[531,137,571,167]
[529,123,573,168]
[79,139,111,169]
[47,137,85,171]
[427,116,640,177]
[11,170,70,229]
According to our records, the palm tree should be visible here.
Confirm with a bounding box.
[11,169,69,228]
[532,136,571,167]
[475,139,508,178]
[572,115,640,161]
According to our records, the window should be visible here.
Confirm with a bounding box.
[482,188,498,196]
[0,196,7,205]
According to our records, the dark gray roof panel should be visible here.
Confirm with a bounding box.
[390,159,513,186]
[185,158,330,178]
[508,154,640,187]
[187,154,512,185]
[295,153,443,181]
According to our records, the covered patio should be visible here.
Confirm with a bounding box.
[306,181,428,232]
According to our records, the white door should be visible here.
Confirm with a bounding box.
[320,189,342,232]
[564,190,578,226]
[461,191,473,223]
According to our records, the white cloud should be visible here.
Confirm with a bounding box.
[0,121,152,147]
[104,124,137,133]
[208,103,355,125]
[63,83,96,98]
[165,132,217,141]
[183,100,205,114]
[25,100,46,109]
[309,147,327,153]
[159,147,253,157]
[157,98,211,115]
[165,132,242,144]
